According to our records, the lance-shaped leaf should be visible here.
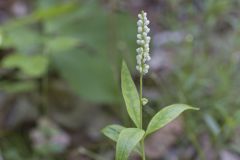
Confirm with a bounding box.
[102,124,142,155]
[121,61,141,128]
[146,104,199,135]
[116,128,145,160]
[102,124,125,142]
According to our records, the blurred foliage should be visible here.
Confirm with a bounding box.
[0,0,240,159]
[0,0,136,103]
[148,0,240,157]
[2,54,48,77]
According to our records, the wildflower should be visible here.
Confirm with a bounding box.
[136,11,151,74]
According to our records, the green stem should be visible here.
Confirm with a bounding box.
[140,73,146,160]
[140,74,143,127]
[141,140,146,160]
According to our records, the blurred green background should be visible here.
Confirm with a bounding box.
[0,0,240,160]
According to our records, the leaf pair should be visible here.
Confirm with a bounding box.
[102,104,198,160]
[102,125,143,159]
[102,61,198,160]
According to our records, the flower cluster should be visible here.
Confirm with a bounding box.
[136,11,151,74]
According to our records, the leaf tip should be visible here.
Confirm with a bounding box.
[121,60,127,69]
[193,107,200,111]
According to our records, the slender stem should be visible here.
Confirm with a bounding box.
[139,73,146,160]
[140,74,143,128]
[141,137,146,160]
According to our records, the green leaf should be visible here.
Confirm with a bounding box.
[146,104,199,135]
[3,27,43,54]
[46,36,80,53]
[121,61,141,128]
[102,125,142,155]
[52,50,119,103]
[2,54,49,77]
[116,128,145,160]
[102,124,125,142]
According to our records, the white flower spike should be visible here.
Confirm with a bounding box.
[136,11,151,75]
